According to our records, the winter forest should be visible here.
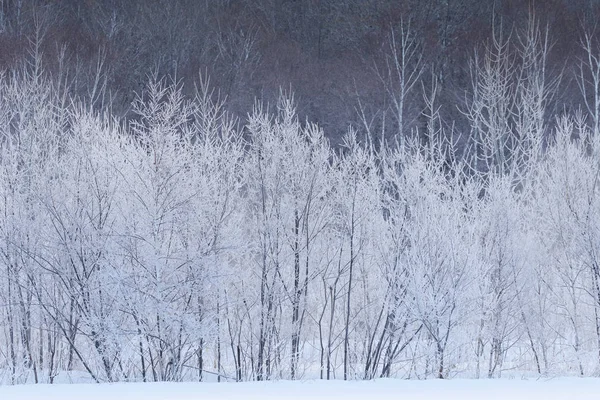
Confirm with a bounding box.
[3,0,600,385]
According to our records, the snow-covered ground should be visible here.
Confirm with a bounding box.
[0,378,599,400]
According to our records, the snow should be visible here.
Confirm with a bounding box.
[0,378,598,400]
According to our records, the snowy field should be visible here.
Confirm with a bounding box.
[1,378,599,400]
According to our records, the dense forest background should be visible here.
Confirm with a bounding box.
[4,0,600,386]
[0,0,595,144]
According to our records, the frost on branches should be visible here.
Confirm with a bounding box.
[2,18,600,385]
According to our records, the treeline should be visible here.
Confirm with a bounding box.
[2,8,600,385]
